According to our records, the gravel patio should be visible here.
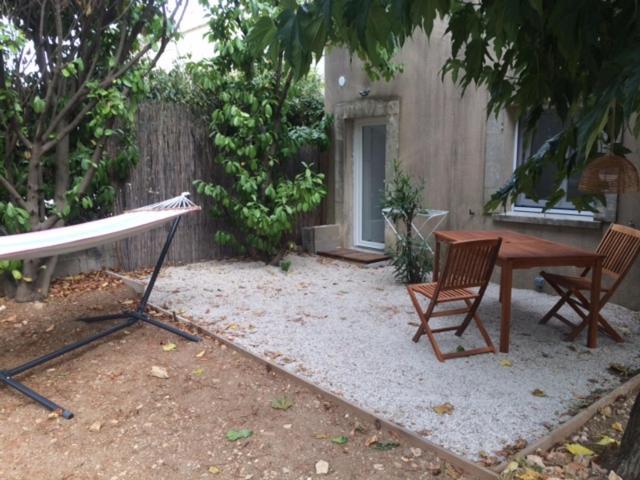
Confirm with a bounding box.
[149,254,640,460]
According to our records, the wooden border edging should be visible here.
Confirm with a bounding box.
[493,372,640,472]
[146,301,500,480]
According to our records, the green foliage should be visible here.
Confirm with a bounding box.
[389,236,433,285]
[382,160,432,284]
[144,66,213,113]
[270,395,294,410]
[251,0,640,212]
[192,0,329,261]
[279,259,292,272]
[331,435,349,445]
[0,1,182,297]
[0,201,29,234]
[0,3,175,228]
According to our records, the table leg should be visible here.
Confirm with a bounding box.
[499,262,513,353]
[433,239,440,282]
[587,257,602,349]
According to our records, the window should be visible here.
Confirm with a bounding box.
[513,110,587,215]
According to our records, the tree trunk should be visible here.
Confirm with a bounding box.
[13,256,58,302]
[613,390,640,479]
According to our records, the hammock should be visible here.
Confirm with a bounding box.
[0,193,201,419]
[0,193,200,261]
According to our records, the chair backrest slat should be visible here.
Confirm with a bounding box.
[439,238,502,290]
[596,224,640,280]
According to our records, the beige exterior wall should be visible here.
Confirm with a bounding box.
[324,23,640,310]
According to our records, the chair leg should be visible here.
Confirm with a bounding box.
[539,292,571,325]
[407,287,445,362]
[407,288,427,343]
[456,299,495,353]
[412,325,425,343]
[407,287,496,362]
[454,299,476,336]
[571,290,624,343]
[596,314,625,343]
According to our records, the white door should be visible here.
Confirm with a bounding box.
[354,119,386,249]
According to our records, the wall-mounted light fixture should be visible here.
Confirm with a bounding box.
[338,75,347,88]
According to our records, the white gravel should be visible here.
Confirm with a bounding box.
[150,254,640,459]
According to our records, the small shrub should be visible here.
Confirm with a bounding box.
[279,259,292,272]
[381,160,432,284]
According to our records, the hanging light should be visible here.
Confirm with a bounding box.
[578,154,640,194]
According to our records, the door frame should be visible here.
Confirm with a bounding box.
[353,117,387,250]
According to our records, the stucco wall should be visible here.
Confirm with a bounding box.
[324,23,640,310]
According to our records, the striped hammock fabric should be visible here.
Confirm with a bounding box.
[0,193,200,261]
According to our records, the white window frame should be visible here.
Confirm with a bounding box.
[511,121,593,218]
[353,118,387,250]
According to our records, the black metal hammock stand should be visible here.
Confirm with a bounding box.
[0,193,201,419]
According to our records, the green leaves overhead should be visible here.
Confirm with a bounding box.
[250,0,640,212]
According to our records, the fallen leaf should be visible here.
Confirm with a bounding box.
[445,464,462,479]
[531,389,547,397]
[456,345,465,353]
[516,468,545,480]
[226,429,252,441]
[612,422,624,433]
[432,402,454,415]
[192,367,205,377]
[196,350,206,358]
[313,433,328,440]
[372,440,400,451]
[565,443,594,457]
[162,342,177,352]
[271,396,294,411]
[365,435,379,446]
[330,435,348,445]
[499,359,513,367]
[208,466,222,474]
[608,363,632,378]
[150,366,169,379]
[597,435,619,446]
[45,325,55,332]
[503,461,519,474]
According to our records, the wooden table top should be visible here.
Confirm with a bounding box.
[435,230,603,268]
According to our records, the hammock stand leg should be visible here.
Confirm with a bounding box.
[79,217,201,342]
[0,217,199,419]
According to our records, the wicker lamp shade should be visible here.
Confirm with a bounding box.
[578,154,640,194]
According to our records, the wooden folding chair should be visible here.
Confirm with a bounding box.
[407,237,502,362]
[539,224,640,342]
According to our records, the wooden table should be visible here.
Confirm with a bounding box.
[433,230,604,353]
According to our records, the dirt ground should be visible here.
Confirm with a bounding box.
[0,273,462,480]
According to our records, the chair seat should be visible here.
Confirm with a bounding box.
[408,283,478,302]
[541,272,610,292]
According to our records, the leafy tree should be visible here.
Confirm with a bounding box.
[249,0,640,475]
[192,0,329,264]
[0,0,184,301]
[251,0,640,212]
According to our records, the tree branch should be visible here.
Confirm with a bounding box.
[41,100,96,154]
[0,174,28,211]
[41,135,107,230]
